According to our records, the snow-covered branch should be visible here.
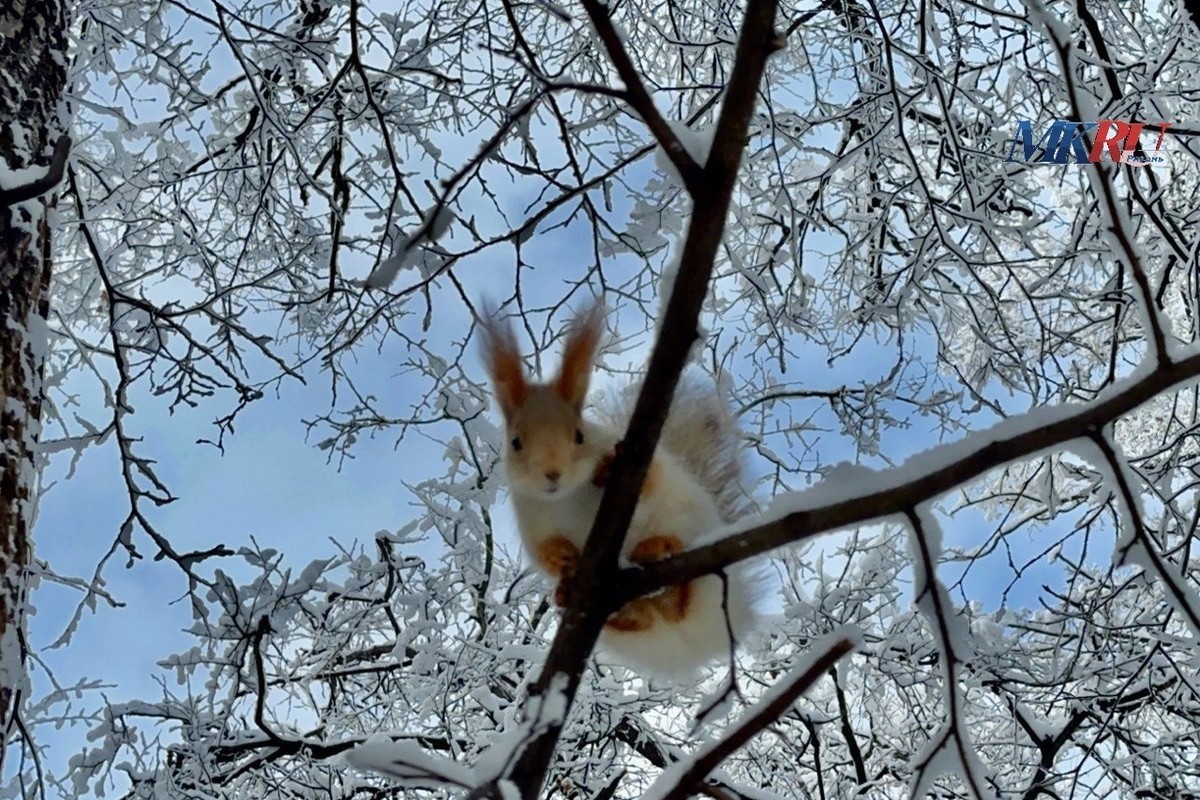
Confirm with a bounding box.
[0,135,70,208]
[626,348,1200,596]
[645,631,857,800]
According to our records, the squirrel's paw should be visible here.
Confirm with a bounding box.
[604,596,658,632]
[628,533,683,563]
[652,583,692,622]
[626,533,693,623]
[536,535,581,579]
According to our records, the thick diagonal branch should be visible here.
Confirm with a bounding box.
[498,2,782,798]
[622,347,1200,598]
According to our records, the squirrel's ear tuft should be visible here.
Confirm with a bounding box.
[555,301,605,411]
[478,304,527,419]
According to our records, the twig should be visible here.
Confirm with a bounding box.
[652,635,856,800]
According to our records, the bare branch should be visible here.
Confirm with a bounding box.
[650,634,856,800]
[578,0,704,194]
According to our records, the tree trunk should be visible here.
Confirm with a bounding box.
[0,0,69,768]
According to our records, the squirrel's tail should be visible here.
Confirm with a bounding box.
[597,562,759,677]
[596,371,753,523]
[659,373,753,523]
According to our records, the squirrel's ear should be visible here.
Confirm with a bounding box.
[555,302,605,411]
[479,310,527,420]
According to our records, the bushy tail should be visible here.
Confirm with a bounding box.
[594,371,753,523]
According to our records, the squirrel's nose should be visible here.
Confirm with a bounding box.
[545,469,561,483]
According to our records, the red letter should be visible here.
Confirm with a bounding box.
[1120,122,1144,159]
[1154,122,1171,152]
[1089,120,1129,162]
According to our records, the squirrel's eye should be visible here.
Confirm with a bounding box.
[511,437,523,452]
[574,428,584,445]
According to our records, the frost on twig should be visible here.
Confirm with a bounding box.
[1085,428,1200,639]
[363,204,454,289]
[904,508,995,800]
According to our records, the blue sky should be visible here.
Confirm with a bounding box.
[24,340,451,781]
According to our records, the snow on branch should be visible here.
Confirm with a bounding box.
[622,346,1200,600]
[642,630,858,800]
[1085,428,1200,638]
[344,736,474,790]
[0,135,70,208]
[904,508,995,800]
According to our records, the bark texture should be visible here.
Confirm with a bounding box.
[0,0,68,766]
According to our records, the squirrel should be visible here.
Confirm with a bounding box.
[479,301,757,676]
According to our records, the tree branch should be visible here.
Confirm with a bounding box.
[622,347,1200,599]
[0,135,70,208]
[497,2,782,798]
[578,0,705,195]
[650,634,856,800]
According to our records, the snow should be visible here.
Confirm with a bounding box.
[344,735,474,788]
[1011,701,1062,743]
[23,312,51,374]
[467,672,571,789]
[656,250,681,328]
[363,205,455,289]
[0,577,29,714]
[0,125,59,232]
[907,721,995,800]
[654,119,715,184]
[908,508,971,659]
[19,2,1200,796]
[0,161,51,190]
[641,628,861,800]
[363,237,419,288]
[909,732,959,798]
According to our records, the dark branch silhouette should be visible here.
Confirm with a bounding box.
[0,135,70,208]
